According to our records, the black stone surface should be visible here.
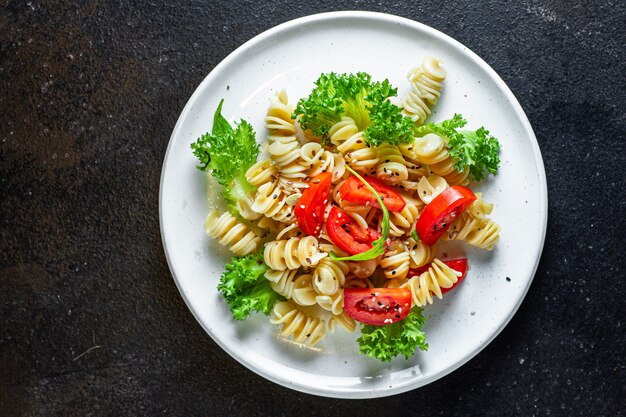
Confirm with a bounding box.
[1,0,625,416]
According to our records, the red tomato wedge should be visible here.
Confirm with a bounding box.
[294,172,332,237]
[344,288,412,326]
[415,186,477,245]
[339,176,406,212]
[408,258,468,294]
[326,206,381,255]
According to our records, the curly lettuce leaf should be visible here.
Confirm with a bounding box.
[294,72,413,146]
[190,100,259,213]
[217,251,283,320]
[358,307,428,362]
[365,99,415,146]
[451,127,501,181]
[414,114,501,181]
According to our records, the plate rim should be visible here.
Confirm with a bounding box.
[159,10,548,398]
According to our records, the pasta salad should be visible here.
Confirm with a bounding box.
[191,57,501,362]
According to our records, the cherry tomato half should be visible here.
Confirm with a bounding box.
[294,172,332,237]
[344,287,412,326]
[339,176,406,213]
[415,186,477,245]
[408,258,468,294]
[326,206,381,255]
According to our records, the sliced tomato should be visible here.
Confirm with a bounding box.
[339,176,406,212]
[408,258,468,294]
[344,288,412,326]
[415,186,476,245]
[326,206,381,255]
[294,172,332,236]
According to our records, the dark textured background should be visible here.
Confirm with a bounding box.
[1,0,625,416]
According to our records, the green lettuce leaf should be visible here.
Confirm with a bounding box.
[217,251,283,320]
[358,307,428,362]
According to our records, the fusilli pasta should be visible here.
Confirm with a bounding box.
[402,258,462,307]
[264,236,326,270]
[270,301,326,347]
[403,56,446,125]
[204,209,261,256]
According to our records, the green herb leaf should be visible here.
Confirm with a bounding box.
[358,307,429,362]
[413,114,501,181]
[329,167,389,262]
[217,251,284,320]
[190,100,259,214]
[293,72,413,145]
[411,229,420,242]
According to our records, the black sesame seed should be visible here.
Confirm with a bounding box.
[506,277,511,282]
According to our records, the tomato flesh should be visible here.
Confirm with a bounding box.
[339,176,406,212]
[344,288,412,326]
[408,258,468,294]
[294,172,332,236]
[326,206,381,255]
[415,186,477,245]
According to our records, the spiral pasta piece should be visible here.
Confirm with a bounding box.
[312,258,349,296]
[300,142,346,181]
[402,258,462,307]
[389,200,420,237]
[264,236,326,270]
[413,133,448,165]
[417,175,449,205]
[445,212,501,250]
[398,142,431,194]
[379,240,410,279]
[265,269,317,306]
[245,158,277,187]
[204,210,261,256]
[265,90,297,135]
[327,311,356,333]
[412,133,469,185]
[403,56,446,125]
[266,91,308,184]
[468,192,494,218]
[329,117,378,173]
[406,237,436,268]
[251,180,296,222]
[271,301,326,347]
[316,290,344,315]
[374,144,409,185]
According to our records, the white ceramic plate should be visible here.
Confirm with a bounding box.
[160,11,547,398]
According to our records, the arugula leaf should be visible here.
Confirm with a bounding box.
[329,167,389,262]
[190,100,260,214]
[293,72,414,146]
[413,114,501,181]
[217,251,283,320]
[358,307,428,362]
